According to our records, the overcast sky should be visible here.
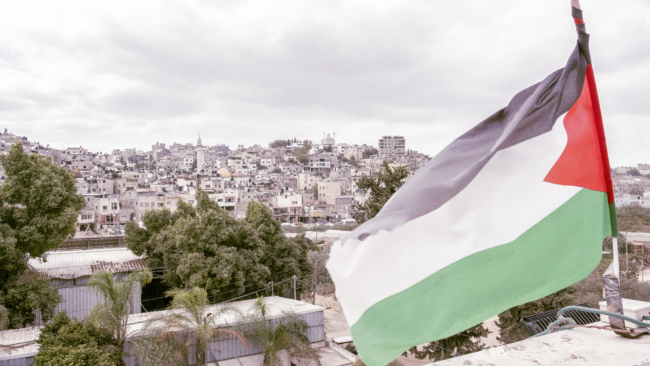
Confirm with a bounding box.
[0,0,648,166]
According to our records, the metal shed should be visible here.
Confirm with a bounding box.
[0,297,325,366]
[123,296,326,366]
[0,327,40,366]
[28,247,147,324]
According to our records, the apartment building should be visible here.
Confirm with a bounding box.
[378,136,406,159]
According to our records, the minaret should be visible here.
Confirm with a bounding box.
[196,134,205,174]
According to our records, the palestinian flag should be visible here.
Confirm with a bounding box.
[327,6,616,366]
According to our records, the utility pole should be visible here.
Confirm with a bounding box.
[313,262,318,305]
[293,276,297,300]
[626,231,629,273]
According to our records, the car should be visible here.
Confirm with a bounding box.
[280,223,296,227]
[341,219,357,224]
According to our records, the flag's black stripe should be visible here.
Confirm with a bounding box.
[346,8,590,243]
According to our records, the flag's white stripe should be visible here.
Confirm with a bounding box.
[327,115,581,326]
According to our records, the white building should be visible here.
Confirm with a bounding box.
[379,135,406,159]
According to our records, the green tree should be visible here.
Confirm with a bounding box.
[126,188,271,302]
[33,311,119,366]
[132,287,249,366]
[630,168,642,176]
[87,269,153,365]
[404,322,488,361]
[245,201,313,295]
[630,185,644,196]
[617,205,650,232]
[496,287,576,344]
[312,184,318,198]
[355,161,407,224]
[271,168,282,174]
[240,297,319,366]
[297,140,312,165]
[0,144,85,327]
[269,140,291,149]
[362,148,378,159]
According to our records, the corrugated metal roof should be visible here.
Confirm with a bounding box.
[28,248,147,279]
[126,296,325,336]
[0,326,41,360]
[0,297,324,361]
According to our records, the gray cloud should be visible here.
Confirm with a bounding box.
[0,0,648,165]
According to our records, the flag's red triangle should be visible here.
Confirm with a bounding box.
[544,66,614,204]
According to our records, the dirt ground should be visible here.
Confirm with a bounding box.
[316,294,501,365]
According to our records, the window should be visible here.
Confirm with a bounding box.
[102,206,107,210]
[112,203,118,210]
[167,201,171,205]
[140,202,144,207]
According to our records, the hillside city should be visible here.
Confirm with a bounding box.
[0,129,430,236]
[0,128,648,238]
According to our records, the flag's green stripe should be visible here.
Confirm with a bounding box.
[609,201,618,237]
[351,189,611,366]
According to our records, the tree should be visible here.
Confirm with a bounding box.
[0,143,84,328]
[297,140,312,165]
[33,311,119,366]
[630,185,644,196]
[616,205,650,232]
[496,287,576,344]
[362,148,378,159]
[87,269,153,365]
[132,287,249,366]
[269,140,290,149]
[245,201,314,295]
[355,161,407,224]
[312,184,318,198]
[630,168,642,176]
[404,322,488,361]
[323,145,333,153]
[240,297,319,366]
[271,168,282,174]
[126,189,271,302]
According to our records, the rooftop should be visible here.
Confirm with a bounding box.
[431,325,650,366]
[28,247,146,279]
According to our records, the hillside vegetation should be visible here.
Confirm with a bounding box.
[617,205,650,232]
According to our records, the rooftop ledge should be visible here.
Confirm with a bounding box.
[430,324,650,366]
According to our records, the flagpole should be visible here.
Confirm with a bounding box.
[572,0,628,335]
[612,237,620,278]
